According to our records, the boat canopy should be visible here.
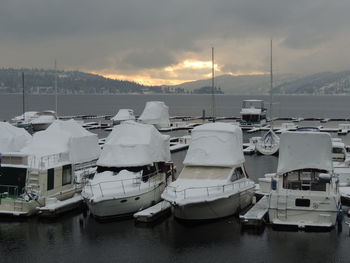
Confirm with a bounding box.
[111,109,135,122]
[21,119,100,164]
[277,132,333,175]
[138,101,170,128]
[0,122,32,152]
[97,121,171,167]
[183,123,244,167]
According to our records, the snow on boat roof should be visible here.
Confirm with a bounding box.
[0,122,32,152]
[240,108,262,115]
[138,101,170,128]
[21,119,100,164]
[111,109,135,121]
[97,121,171,167]
[277,132,333,175]
[183,122,244,167]
[332,141,345,148]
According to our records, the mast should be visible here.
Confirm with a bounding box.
[54,60,58,115]
[270,38,273,128]
[211,47,216,121]
[22,72,25,121]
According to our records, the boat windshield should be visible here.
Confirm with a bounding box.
[0,167,27,197]
[179,166,232,180]
[282,169,329,191]
[242,114,261,123]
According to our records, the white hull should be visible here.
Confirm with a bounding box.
[86,183,166,219]
[173,188,254,221]
[268,192,339,228]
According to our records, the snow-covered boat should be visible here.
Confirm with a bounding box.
[162,123,255,221]
[255,129,280,155]
[31,110,58,131]
[82,121,174,220]
[262,132,341,229]
[138,101,170,129]
[0,119,100,217]
[239,100,267,128]
[111,109,135,125]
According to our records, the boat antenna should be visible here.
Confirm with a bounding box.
[22,72,25,121]
[270,38,273,128]
[54,59,58,115]
[211,46,216,122]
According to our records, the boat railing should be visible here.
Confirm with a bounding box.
[83,171,163,198]
[29,152,70,169]
[165,180,254,199]
[0,185,19,197]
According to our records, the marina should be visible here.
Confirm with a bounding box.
[1,94,350,262]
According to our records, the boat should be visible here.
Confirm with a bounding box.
[138,101,170,129]
[0,122,32,152]
[255,129,280,156]
[111,109,135,125]
[255,39,280,156]
[0,119,100,217]
[82,121,174,220]
[162,123,255,221]
[261,132,341,229]
[31,110,58,131]
[239,100,267,128]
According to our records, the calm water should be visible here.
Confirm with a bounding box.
[0,94,350,263]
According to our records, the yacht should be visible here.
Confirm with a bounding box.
[138,101,170,129]
[239,100,267,128]
[111,109,135,125]
[0,120,100,217]
[31,110,58,131]
[263,132,341,229]
[82,121,174,220]
[162,123,255,221]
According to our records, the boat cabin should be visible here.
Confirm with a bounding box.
[240,100,267,126]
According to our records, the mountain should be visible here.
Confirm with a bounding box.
[172,74,299,95]
[0,68,162,94]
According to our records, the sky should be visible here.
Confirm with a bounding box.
[1,0,350,85]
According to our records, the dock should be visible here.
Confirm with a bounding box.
[133,201,172,223]
[240,195,269,226]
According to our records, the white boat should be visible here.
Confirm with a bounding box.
[0,119,100,217]
[262,132,341,229]
[162,123,255,221]
[31,110,58,131]
[111,109,135,125]
[255,129,280,155]
[82,121,174,220]
[138,101,170,129]
[255,40,280,156]
[239,100,267,127]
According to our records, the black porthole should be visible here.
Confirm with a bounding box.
[120,199,127,203]
[135,197,140,200]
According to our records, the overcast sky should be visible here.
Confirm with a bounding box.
[1,0,350,85]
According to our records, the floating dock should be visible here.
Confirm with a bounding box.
[133,201,172,223]
[240,195,269,226]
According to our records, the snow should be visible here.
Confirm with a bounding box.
[277,132,333,175]
[111,109,135,122]
[183,123,244,167]
[21,119,100,165]
[97,121,170,167]
[11,111,38,122]
[0,122,32,152]
[240,108,262,115]
[138,101,170,128]
[83,169,157,200]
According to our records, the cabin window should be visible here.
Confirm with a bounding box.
[0,167,27,196]
[295,198,310,207]
[47,168,54,191]
[283,169,327,191]
[230,167,244,182]
[62,165,72,185]
[242,115,260,123]
[332,148,344,154]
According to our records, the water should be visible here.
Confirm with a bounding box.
[0,94,350,263]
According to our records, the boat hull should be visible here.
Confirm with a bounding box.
[173,188,254,221]
[86,183,166,220]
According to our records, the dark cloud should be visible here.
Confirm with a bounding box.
[1,0,350,78]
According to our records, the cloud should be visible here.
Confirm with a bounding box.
[1,0,350,84]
